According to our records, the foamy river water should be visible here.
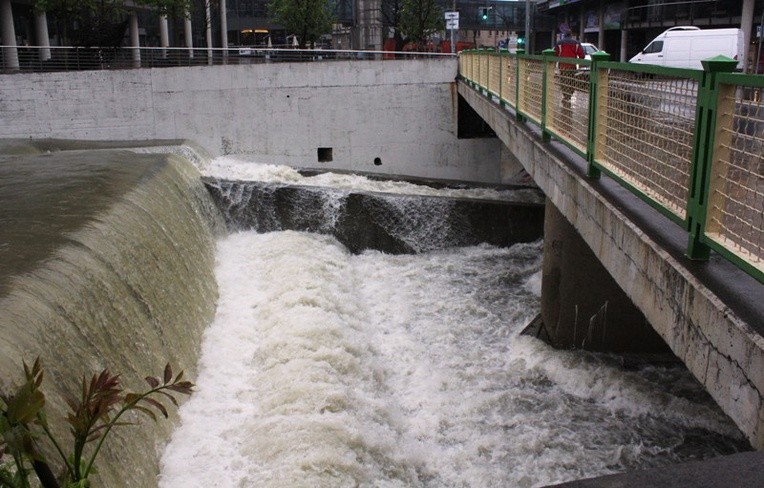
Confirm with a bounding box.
[158,160,748,487]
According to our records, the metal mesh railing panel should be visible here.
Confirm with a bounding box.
[547,66,590,153]
[475,52,483,87]
[519,58,544,124]
[464,52,474,80]
[488,53,501,97]
[706,84,764,274]
[480,52,490,88]
[596,71,698,220]
[502,56,517,107]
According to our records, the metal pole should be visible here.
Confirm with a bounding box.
[757,9,764,75]
[451,0,456,54]
[525,0,530,53]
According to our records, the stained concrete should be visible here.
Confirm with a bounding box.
[457,80,764,449]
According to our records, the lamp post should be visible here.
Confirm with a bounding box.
[525,0,530,52]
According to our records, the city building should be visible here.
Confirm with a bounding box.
[534,0,764,72]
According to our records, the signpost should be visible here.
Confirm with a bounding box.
[445,11,459,53]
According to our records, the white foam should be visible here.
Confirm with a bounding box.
[160,232,746,487]
[203,156,544,203]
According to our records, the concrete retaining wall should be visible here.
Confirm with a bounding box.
[0,59,503,183]
[457,81,764,450]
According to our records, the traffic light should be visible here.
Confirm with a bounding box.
[480,7,489,21]
[516,32,525,47]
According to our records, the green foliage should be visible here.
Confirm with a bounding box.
[267,0,335,48]
[135,0,194,17]
[399,0,442,49]
[0,359,193,488]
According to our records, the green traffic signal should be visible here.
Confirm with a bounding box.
[480,7,488,20]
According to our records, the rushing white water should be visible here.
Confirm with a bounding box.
[203,156,544,204]
[159,230,747,488]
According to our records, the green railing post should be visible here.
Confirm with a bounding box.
[541,48,556,142]
[515,48,525,122]
[686,55,738,260]
[586,51,610,179]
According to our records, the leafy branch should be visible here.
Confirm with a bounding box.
[0,359,193,488]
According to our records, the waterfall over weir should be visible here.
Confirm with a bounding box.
[0,143,223,487]
[0,147,752,487]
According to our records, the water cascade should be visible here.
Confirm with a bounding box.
[0,147,751,487]
[159,158,750,488]
[0,145,223,487]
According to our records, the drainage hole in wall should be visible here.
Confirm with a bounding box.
[373,157,382,166]
[318,147,333,162]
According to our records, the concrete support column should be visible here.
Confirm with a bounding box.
[184,16,193,59]
[129,11,140,68]
[219,0,228,52]
[741,0,755,72]
[620,28,628,63]
[597,1,605,51]
[1,0,19,71]
[159,15,169,58]
[540,200,668,353]
[205,0,213,64]
[35,11,50,62]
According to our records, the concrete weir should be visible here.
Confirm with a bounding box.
[0,141,223,487]
[203,178,545,254]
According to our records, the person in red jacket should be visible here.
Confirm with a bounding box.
[554,31,585,69]
[554,30,585,126]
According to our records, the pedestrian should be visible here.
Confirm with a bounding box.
[554,29,585,125]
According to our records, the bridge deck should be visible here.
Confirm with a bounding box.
[457,79,764,451]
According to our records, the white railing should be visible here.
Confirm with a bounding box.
[0,45,455,73]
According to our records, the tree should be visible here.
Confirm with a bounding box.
[398,0,441,50]
[267,0,335,49]
[379,0,405,51]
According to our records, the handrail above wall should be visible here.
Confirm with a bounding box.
[0,45,455,74]
[459,48,764,285]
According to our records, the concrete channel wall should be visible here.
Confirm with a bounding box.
[0,58,504,183]
[457,81,764,450]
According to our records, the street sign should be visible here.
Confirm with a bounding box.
[446,19,459,30]
[445,11,459,20]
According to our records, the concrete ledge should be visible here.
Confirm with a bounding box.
[0,138,213,169]
[204,178,544,254]
[456,81,764,449]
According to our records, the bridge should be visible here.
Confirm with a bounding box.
[457,48,764,453]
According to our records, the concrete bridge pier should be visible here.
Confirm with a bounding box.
[540,200,668,353]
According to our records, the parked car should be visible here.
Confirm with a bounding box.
[581,42,600,60]
[629,26,744,70]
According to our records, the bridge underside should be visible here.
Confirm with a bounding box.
[456,80,764,450]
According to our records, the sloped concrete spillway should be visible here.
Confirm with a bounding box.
[0,142,223,487]
[203,177,546,254]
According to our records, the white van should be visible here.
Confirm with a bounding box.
[629,26,744,70]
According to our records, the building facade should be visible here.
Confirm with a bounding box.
[534,0,764,72]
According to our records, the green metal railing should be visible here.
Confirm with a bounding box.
[459,49,764,284]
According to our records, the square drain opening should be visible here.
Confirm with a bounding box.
[318,147,333,162]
